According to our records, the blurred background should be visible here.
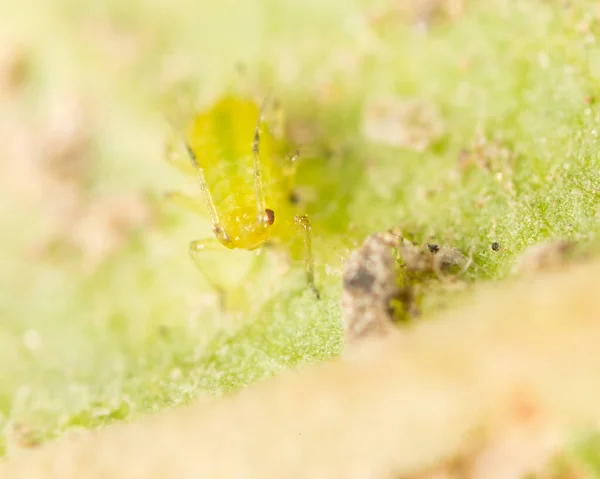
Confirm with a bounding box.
[3,0,599,455]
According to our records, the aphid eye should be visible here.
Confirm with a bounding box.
[266,208,275,225]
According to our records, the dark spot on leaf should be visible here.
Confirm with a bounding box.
[343,267,376,292]
[427,243,440,253]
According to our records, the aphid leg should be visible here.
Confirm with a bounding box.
[189,238,227,308]
[184,143,232,305]
[184,143,230,244]
[164,191,208,217]
[252,97,269,224]
[294,214,320,299]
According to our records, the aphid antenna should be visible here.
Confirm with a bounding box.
[251,92,273,224]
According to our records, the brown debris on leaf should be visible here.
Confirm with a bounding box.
[341,230,471,347]
[341,229,403,345]
[398,239,469,278]
[362,96,445,151]
[394,238,471,319]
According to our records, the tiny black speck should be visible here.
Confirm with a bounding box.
[491,242,500,251]
[427,243,440,254]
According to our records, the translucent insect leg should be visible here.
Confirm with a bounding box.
[164,191,208,217]
[189,238,227,308]
[251,97,270,224]
[294,214,320,299]
[184,143,231,244]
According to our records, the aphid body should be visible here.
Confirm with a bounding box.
[167,95,318,297]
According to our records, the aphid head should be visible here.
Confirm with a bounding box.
[218,207,275,250]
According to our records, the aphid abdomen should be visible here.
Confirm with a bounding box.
[204,163,253,207]
[178,94,320,299]
[202,164,285,215]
